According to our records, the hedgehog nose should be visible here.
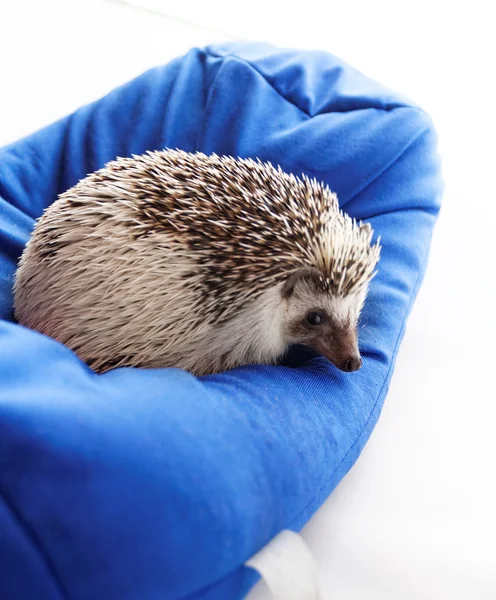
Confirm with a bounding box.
[342,355,362,372]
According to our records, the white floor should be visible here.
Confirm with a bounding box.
[1,1,495,598]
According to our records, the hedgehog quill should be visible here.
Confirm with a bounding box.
[14,149,381,375]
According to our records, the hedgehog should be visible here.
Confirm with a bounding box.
[14,149,381,376]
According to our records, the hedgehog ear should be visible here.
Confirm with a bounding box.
[281,267,322,298]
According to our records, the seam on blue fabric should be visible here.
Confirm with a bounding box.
[196,54,229,151]
[0,486,69,600]
[367,204,440,219]
[203,49,425,118]
[203,50,312,118]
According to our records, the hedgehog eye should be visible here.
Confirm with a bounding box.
[306,311,325,326]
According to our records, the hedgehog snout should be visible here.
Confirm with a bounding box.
[342,355,362,372]
[312,326,362,373]
[320,347,362,373]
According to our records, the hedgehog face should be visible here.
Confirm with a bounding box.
[281,270,366,372]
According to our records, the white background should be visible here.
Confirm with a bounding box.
[1,1,495,598]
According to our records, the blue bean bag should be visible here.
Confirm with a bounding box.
[0,42,442,600]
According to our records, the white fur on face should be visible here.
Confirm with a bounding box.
[281,277,366,341]
[190,286,288,374]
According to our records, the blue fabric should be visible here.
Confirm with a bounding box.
[0,42,442,600]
